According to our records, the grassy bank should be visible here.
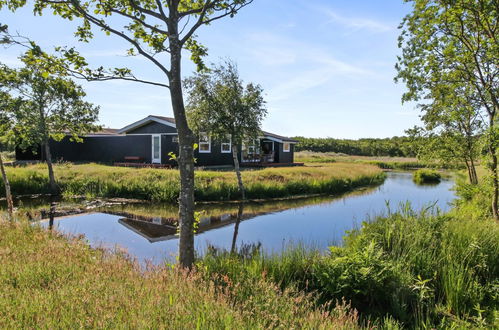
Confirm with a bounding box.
[0,220,359,328]
[295,151,457,170]
[198,208,499,328]
[1,162,385,203]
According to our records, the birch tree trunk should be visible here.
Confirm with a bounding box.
[168,21,196,268]
[43,140,58,195]
[230,203,244,254]
[0,153,14,219]
[469,158,478,185]
[488,115,498,220]
[232,144,245,200]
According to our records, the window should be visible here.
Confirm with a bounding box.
[199,132,211,153]
[221,135,231,153]
[172,136,179,143]
[241,139,260,162]
[283,142,291,152]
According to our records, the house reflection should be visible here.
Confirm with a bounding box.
[112,191,376,243]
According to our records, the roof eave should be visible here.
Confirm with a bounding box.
[117,115,177,134]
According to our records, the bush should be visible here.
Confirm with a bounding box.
[199,208,499,328]
[413,169,441,184]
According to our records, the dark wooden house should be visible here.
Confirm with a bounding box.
[16,115,298,167]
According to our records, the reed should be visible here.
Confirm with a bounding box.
[1,162,385,203]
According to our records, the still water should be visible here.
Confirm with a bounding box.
[39,172,456,264]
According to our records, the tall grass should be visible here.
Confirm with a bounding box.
[1,162,385,202]
[198,207,499,328]
[0,219,360,329]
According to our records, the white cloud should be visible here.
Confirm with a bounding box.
[324,9,394,33]
[243,32,371,102]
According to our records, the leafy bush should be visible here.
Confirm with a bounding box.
[413,169,441,184]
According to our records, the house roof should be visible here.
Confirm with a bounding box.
[262,131,298,144]
[117,115,177,134]
[114,115,297,143]
[149,115,176,124]
[93,128,121,135]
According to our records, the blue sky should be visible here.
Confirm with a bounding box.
[0,0,419,139]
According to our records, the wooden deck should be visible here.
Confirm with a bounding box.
[241,162,304,168]
[114,162,303,169]
[114,162,173,169]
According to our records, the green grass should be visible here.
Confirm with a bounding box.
[0,219,360,329]
[296,151,427,169]
[198,207,499,328]
[295,151,462,170]
[1,162,385,203]
[413,169,442,184]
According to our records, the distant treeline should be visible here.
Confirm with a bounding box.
[293,136,417,157]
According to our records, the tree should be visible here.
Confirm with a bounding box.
[396,0,499,218]
[185,60,267,200]
[0,90,16,219]
[0,0,254,268]
[406,84,483,184]
[0,56,100,194]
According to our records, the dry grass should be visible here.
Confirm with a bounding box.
[0,219,359,329]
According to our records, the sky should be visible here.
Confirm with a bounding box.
[0,0,420,139]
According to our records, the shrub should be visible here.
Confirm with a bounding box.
[413,169,441,184]
[199,208,499,328]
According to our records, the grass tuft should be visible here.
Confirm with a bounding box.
[413,169,441,184]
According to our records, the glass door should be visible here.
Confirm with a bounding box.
[152,134,161,164]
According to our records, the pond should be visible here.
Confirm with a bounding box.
[35,171,455,264]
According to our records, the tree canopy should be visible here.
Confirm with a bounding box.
[185,60,267,145]
[396,0,498,217]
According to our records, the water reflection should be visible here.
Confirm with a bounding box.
[34,172,456,264]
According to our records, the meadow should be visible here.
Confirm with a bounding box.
[1,178,496,328]
[295,151,428,169]
[0,219,359,329]
[0,162,385,203]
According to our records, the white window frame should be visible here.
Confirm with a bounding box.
[283,142,291,152]
[221,135,232,153]
[199,132,211,153]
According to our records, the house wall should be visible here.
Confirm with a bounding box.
[47,135,153,163]
[195,141,235,167]
[126,122,177,134]
[277,142,294,164]
[161,135,179,165]
[15,123,295,166]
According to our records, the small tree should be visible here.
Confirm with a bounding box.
[185,60,267,199]
[406,85,483,184]
[0,56,100,194]
[396,0,499,218]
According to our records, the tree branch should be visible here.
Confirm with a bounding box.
[180,0,253,45]
[67,0,171,77]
